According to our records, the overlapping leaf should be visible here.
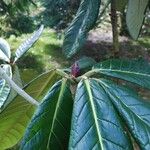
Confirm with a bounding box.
[0,65,23,111]
[0,38,11,62]
[63,0,101,58]
[0,65,12,109]
[99,79,150,150]
[93,59,150,89]
[126,0,149,39]
[0,70,60,150]
[21,79,73,150]
[69,79,132,149]
[14,25,44,63]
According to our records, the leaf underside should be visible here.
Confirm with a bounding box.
[0,65,23,111]
[0,38,11,62]
[126,0,149,39]
[93,59,150,89]
[63,0,101,58]
[21,79,73,150]
[14,25,44,63]
[0,70,59,150]
[0,65,12,109]
[69,79,132,150]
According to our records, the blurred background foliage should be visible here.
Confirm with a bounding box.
[0,0,150,74]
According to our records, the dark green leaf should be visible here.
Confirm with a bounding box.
[0,70,60,150]
[126,0,149,39]
[76,56,96,70]
[93,59,150,89]
[21,79,73,150]
[14,25,44,63]
[69,78,132,149]
[99,79,150,150]
[63,0,101,58]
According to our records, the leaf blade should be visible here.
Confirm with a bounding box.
[14,25,44,63]
[0,38,11,62]
[0,65,12,109]
[93,59,150,89]
[69,79,132,149]
[126,0,149,39]
[63,0,100,58]
[0,69,60,150]
[99,79,150,150]
[21,79,73,150]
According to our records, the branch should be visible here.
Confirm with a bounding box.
[0,66,39,106]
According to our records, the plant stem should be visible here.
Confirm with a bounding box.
[0,67,39,106]
[110,0,119,58]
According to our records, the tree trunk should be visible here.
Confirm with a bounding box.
[110,0,119,58]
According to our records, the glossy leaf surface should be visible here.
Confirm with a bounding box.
[63,0,100,58]
[21,79,73,150]
[0,70,59,150]
[93,59,150,89]
[69,79,132,149]
[100,79,150,150]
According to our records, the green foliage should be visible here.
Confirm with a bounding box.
[126,0,150,39]
[40,0,80,28]
[0,70,60,150]
[19,59,150,150]
[63,0,101,58]
[20,79,73,149]
[0,25,43,109]
[0,0,35,37]
[61,0,150,58]
[93,59,150,89]
[0,1,150,150]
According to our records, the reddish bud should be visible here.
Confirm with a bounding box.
[71,62,80,77]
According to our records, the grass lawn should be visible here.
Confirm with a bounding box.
[7,28,69,73]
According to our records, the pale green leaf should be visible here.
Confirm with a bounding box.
[0,70,60,150]
[126,0,149,39]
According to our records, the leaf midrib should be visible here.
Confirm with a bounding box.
[93,68,150,77]
[84,79,104,150]
[99,80,150,128]
[47,78,67,149]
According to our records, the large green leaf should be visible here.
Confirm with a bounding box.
[0,38,11,62]
[21,79,73,150]
[93,59,150,89]
[0,65,12,109]
[63,0,101,58]
[0,70,60,150]
[69,78,132,149]
[126,0,149,39]
[99,79,150,150]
